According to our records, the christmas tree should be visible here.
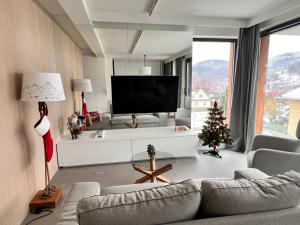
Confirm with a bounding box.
[198,101,233,158]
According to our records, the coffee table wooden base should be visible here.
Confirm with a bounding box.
[133,163,172,183]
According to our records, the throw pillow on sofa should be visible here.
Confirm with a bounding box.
[201,170,300,217]
[76,179,201,225]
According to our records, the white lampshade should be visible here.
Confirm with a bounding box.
[20,73,65,102]
[142,66,152,75]
[73,79,92,92]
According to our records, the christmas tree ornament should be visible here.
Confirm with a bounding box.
[198,101,233,158]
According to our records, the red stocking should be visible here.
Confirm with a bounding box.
[34,116,54,162]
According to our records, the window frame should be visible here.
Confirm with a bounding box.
[256,18,300,136]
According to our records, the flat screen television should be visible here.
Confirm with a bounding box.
[111,76,179,114]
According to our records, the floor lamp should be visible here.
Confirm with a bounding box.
[21,73,65,209]
[73,79,92,117]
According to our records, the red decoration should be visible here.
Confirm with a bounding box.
[34,115,54,162]
[43,130,54,162]
[214,100,218,108]
[82,101,88,117]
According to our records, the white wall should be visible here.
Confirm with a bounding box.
[105,57,113,103]
[83,56,109,112]
[114,59,162,75]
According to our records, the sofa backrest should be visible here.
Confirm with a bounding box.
[77,180,201,225]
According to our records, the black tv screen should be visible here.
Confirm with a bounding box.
[111,76,179,114]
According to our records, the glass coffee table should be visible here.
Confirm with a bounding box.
[132,151,176,183]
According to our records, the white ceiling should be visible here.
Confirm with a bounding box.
[85,0,153,13]
[153,0,286,19]
[36,0,300,57]
[95,29,138,57]
[133,31,192,60]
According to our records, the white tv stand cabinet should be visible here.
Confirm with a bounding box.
[56,127,199,167]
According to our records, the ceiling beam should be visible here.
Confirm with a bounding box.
[129,0,159,55]
[57,0,104,57]
[248,0,300,27]
[89,11,248,28]
[93,21,192,32]
[129,30,143,55]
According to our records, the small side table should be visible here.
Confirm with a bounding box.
[132,151,174,183]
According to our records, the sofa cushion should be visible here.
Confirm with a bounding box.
[77,179,201,225]
[136,115,159,124]
[111,115,132,125]
[57,202,79,225]
[65,182,101,203]
[57,182,100,225]
[201,170,300,217]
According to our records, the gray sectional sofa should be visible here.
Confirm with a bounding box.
[102,104,168,129]
[247,120,300,175]
[56,169,300,225]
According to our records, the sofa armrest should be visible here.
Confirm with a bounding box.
[102,112,111,130]
[251,148,300,175]
[250,135,300,152]
[234,168,269,180]
[154,113,168,127]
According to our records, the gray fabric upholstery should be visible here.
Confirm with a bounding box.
[169,206,300,225]
[154,112,168,127]
[101,113,111,129]
[230,25,260,153]
[57,202,79,225]
[175,108,191,128]
[200,170,300,217]
[184,96,192,109]
[56,175,300,225]
[176,108,191,118]
[102,108,167,129]
[249,149,300,175]
[234,168,269,179]
[296,120,300,139]
[136,114,159,124]
[175,118,191,128]
[250,134,300,153]
[247,132,300,175]
[77,180,201,225]
[57,182,100,225]
[65,182,101,203]
[102,182,167,195]
[111,115,132,125]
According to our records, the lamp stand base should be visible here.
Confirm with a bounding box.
[29,187,62,212]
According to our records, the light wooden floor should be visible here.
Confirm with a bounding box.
[21,149,247,225]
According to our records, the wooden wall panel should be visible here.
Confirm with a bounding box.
[0,0,83,224]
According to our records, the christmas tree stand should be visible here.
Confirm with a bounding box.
[203,149,222,158]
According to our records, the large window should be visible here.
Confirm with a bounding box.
[191,39,235,130]
[257,26,300,138]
